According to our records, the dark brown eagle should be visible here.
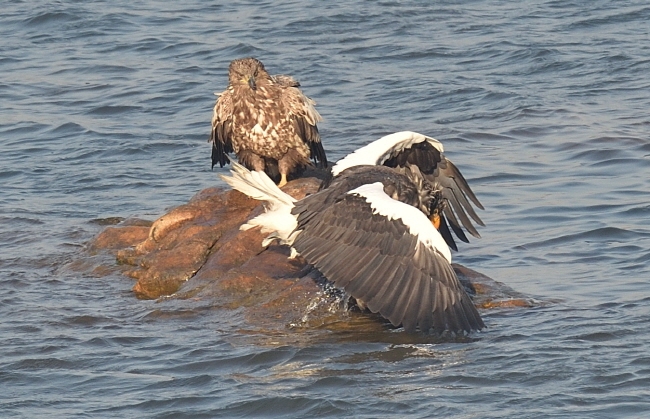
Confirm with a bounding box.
[210,57,327,187]
[220,131,486,334]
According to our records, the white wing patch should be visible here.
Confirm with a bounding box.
[347,182,452,263]
[332,131,445,176]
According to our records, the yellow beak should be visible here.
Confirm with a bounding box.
[430,214,441,230]
[243,75,256,90]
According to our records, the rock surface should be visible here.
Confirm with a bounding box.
[86,176,534,332]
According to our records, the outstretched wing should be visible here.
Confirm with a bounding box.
[330,131,484,250]
[210,89,234,169]
[280,84,327,169]
[385,139,484,248]
[292,182,484,334]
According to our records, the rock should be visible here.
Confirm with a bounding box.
[452,264,533,310]
[86,176,533,332]
[87,223,151,253]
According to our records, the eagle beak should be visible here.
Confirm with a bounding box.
[430,213,441,230]
[247,75,257,90]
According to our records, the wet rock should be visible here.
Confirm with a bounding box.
[87,223,151,253]
[453,264,534,309]
[86,175,533,331]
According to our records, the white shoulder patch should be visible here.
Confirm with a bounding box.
[347,182,452,263]
[332,131,444,176]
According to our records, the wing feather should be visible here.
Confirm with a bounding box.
[292,192,484,333]
[386,266,419,331]
[415,267,434,333]
[281,85,327,168]
[387,140,485,241]
[330,131,484,248]
[210,90,234,169]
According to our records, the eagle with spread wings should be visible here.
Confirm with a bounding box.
[220,131,486,334]
[210,57,327,186]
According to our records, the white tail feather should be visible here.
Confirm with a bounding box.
[220,162,296,207]
[219,162,298,245]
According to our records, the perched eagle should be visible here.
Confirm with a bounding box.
[220,131,485,334]
[210,57,327,187]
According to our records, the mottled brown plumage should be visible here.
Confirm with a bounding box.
[210,57,327,186]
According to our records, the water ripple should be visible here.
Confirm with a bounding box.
[2,0,650,417]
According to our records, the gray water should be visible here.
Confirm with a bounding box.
[2,1,650,417]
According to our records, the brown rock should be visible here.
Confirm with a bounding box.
[84,175,533,333]
[87,224,151,253]
[453,263,535,309]
[107,186,272,299]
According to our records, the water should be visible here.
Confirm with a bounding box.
[2,1,650,417]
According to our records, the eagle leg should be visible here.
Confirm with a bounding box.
[278,173,288,187]
[277,149,310,187]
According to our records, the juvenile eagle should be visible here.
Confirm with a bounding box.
[210,57,327,187]
[220,131,485,334]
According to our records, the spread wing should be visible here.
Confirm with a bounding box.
[385,140,484,248]
[280,84,327,168]
[292,187,484,334]
[210,89,234,169]
[330,131,484,250]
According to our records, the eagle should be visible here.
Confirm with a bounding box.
[328,131,485,251]
[220,131,485,334]
[210,57,328,187]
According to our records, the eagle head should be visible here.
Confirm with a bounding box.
[228,57,269,91]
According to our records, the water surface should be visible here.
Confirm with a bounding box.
[2,1,650,417]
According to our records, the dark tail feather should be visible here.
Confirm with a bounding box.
[211,138,230,169]
[210,123,233,169]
